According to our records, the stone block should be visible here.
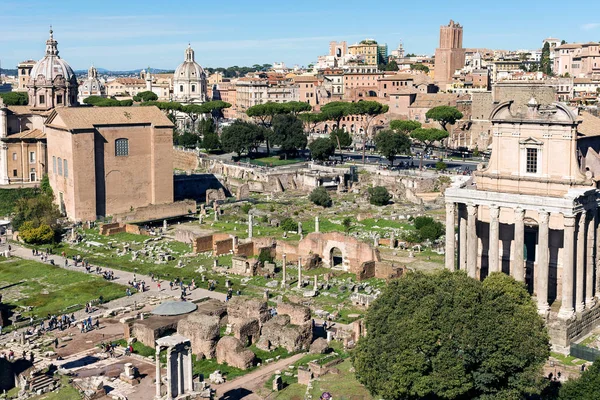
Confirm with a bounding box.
[260,315,312,353]
[177,313,220,359]
[309,338,329,354]
[276,302,311,325]
[215,336,255,370]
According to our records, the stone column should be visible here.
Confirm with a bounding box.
[559,215,576,319]
[459,204,467,271]
[178,351,183,397]
[466,204,478,279]
[166,347,172,399]
[576,211,586,313]
[297,256,302,288]
[281,253,287,287]
[488,205,500,274]
[445,202,456,271]
[315,216,320,233]
[155,347,162,398]
[313,275,318,291]
[248,214,253,239]
[537,210,550,314]
[586,211,596,307]
[513,208,525,282]
[186,347,193,393]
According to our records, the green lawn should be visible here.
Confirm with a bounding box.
[551,352,587,367]
[115,339,156,358]
[248,156,306,167]
[0,258,126,319]
[192,355,249,380]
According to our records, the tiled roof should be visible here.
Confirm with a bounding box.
[409,93,468,109]
[2,129,45,141]
[47,106,174,130]
[578,111,600,137]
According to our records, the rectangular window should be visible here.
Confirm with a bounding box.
[29,151,35,163]
[52,156,56,173]
[57,157,62,176]
[526,148,538,173]
[12,153,16,161]
[115,138,129,156]
[39,95,45,104]
[57,95,63,104]
[63,159,68,178]
[13,170,17,177]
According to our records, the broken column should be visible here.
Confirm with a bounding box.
[248,214,253,239]
[313,275,318,291]
[163,219,167,231]
[297,256,302,288]
[315,216,320,233]
[297,221,302,235]
[282,253,287,288]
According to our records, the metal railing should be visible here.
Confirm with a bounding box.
[570,343,600,362]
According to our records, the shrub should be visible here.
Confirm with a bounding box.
[412,216,444,242]
[435,161,447,171]
[368,186,391,206]
[258,248,274,264]
[280,217,297,232]
[309,187,332,208]
[19,222,55,244]
[240,204,252,214]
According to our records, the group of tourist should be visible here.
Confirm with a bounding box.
[79,316,99,333]
[0,350,33,362]
[41,313,77,332]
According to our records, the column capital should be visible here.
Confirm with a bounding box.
[466,204,478,216]
[564,214,576,227]
[445,202,456,212]
[538,210,549,225]
[514,208,525,219]
[489,205,500,220]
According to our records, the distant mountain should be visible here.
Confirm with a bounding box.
[0,68,17,76]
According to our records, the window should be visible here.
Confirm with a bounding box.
[39,95,45,104]
[12,153,16,161]
[29,152,35,163]
[57,157,62,175]
[191,85,196,92]
[53,156,56,173]
[57,95,63,104]
[63,159,68,178]
[180,85,184,92]
[115,138,129,156]
[13,170,17,177]
[526,148,538,173]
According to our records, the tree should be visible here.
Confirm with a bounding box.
[410,63,430,73]
[351,101,389,164]
[367,186,391,206]
[220,120,265,158]
[410,128,450,170]
[182,104,205,133]
[309,187,332,208]
[353,271,550,400]
[309,138,335,161]
[329,128,352,161]
[40,174,52,197]
[173,131,199,147]
[320,101,353,131]
[0,91,28,105]
[559,361,600,400]
[298,112,325,134]
[390,120,421,135]
[19,222,55,244]
[133,91,158,102]
[282,101,311,116]
[374,129,411,166]
[271,114,307,159]
[202,100,232,131]
[280,217,297,232]
[385,60,398,71]
[541,42,552,75]
[425,106,463,132]
[413,216,444,242]
[202,131,221,152]
[246,102,290,155]
[406,53,416,57]
[435,161,447,171]
[342,217,352,233]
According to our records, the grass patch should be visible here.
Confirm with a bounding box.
[115,339,156,358]
[0,258,126,319]
[0,187,39,216]
[307,359,372,399]
[248,156,305,167]
[551,352,587,367]
[249,345,290,363]
[265,371,296,390]
[192,355,249,380]
[32,376,82,400]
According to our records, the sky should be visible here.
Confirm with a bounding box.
[1,0,600,71]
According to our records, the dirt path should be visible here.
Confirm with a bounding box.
[214,353,305,399]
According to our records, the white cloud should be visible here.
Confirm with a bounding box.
[581,23,600,31]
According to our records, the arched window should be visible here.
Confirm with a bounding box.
[115,138,129,157]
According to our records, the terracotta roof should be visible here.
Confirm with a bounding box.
[107,78,145,86]
[578,111,600,137]
[555,44,583,50]
[2,128,45,141]
[379,73,415,81]
[292,75,318,82]
[47,106,174,130]
[574,78,600,84]
[6,105,52,117]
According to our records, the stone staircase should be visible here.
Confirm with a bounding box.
[29,373,56,394]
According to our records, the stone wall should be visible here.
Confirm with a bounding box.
[193,236,213,253]
[215,336,255,370]
[100,223,147,236]
[214,238,233,256]
[259,315,312,352]
[175,229,201,245]
[177,313,220,359]
[173,149,199,171]
[236,242,254,257]
[127,316,180,347]
[276,302,311,325]
[549,305,600,353]
[113,200,196,223]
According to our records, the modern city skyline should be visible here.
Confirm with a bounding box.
[1,0,599,70]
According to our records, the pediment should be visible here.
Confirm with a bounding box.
[519,137,544,146]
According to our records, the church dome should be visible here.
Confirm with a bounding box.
[30,29,76,86]
[174,45,205,81]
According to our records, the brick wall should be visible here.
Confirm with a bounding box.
[236,242,254,257]
[214,238,233,256]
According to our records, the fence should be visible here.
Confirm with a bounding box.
[570,343,600,361]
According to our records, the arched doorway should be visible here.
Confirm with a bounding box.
[330,247,343,268]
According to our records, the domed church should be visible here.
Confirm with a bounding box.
[27,28,78,110]
[173,44,207,103]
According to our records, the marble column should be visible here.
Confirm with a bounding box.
[488,205,500,274]
[513,208,525,282]
[281,253,287,288]
[466,204,478,279]
[186,347,193,393]
[177,351,183,397]
[445,202,456,271]
[586,211,596,307]
[297,256,302,288]
[166,348,172,399]
[537,210,550,314]
[248,214,253,239]
[155,347,162,398]
[459,204,467,271]
[315,216,320,233]
[558,215,576,319]
[576,211,586,313]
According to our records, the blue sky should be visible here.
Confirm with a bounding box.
[1,0,599,71]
